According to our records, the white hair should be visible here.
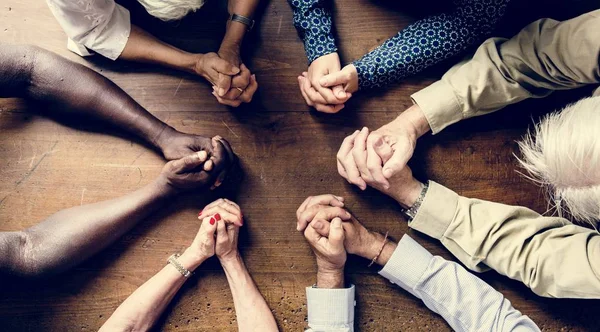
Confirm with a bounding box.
[517,96,600,226]
[137,0,206,21]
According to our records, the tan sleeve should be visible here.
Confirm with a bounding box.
[411,10,600,134]
[409,181,600,299]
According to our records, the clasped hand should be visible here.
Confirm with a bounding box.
[187,198,244,264]
[297,53,358,113]
[195,51,258,107]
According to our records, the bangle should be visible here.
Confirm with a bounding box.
[229,14,255,31]
[167,254,193,278]
[367,232,389,267]
[401,181,429,221]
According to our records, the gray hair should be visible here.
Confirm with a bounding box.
[517,96,600,225]
[137,0,206,21]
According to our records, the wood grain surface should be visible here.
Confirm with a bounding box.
[1,0,600,331]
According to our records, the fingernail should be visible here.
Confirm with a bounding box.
[374,138,384,147]
[198,210,203,216]
[338,90,346,98]
[234,67,240,74]
[212,86,217,91]
[219,88,226,96]
[252,74,256,79]
[215,213,221,221]
[210,217,216,225]
[319,77,327,85]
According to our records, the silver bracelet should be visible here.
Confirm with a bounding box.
[229,14,255,31]
[401,181,429,221]
[167,254,192,278]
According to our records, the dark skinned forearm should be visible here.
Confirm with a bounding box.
[221,0,261,50]
[0,177,177,278]
[0,44,177,152]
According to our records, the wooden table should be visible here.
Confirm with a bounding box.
[1,0,599,330]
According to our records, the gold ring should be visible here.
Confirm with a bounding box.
[236,87,244,93]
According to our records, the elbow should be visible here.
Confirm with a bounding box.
[10,230,51,278]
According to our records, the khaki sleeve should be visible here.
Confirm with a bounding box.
[409,181,600,299]
[411,10,600,134]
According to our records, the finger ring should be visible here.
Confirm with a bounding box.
[236,87,244,93]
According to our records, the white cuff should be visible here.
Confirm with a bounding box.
[306,285,355,331]
[379,235,433,297]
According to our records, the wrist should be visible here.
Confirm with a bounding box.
[316,268,345,289]
[179,248,208,271]
[153,125,178,153]
[153,174,180,198]
[219,252,243,270]
[359,233,397,267]
[393,178,424,209]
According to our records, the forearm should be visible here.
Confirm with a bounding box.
[100,250,204,332]
[287,0,337,63]
[353,0,509,89]
[409,181,600,298]
[221,0,260,50]
[379,235,539,331]
[2,177,176,277]
[221,255,278,332]
[120,25,200,75]
[0,45,179,152]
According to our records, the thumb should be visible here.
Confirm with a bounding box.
[319,70,351,88]
[382,148,411,179]
[329,217,345,248]
[172,151,208,172]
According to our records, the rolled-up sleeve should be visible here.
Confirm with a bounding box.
[47,0,131,60]
[305,285,355,331]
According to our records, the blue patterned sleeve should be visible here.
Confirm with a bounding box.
[288,0,337,64]
[353,0,511,90]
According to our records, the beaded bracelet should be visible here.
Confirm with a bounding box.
[368,231,389,267]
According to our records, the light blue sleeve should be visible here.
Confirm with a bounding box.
[379,235,540,332]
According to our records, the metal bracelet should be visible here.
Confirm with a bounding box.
[401,181,429,221]
[229,14,255,31]
[167,253,193,278]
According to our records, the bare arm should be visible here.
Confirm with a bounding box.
[0,45,235,161]
[221,256,279,332]
[100,216,218,332]
[0,151,216,278]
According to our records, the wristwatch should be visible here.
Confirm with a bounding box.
[229,14,255,31]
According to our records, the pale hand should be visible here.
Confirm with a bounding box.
[298,53,351,113]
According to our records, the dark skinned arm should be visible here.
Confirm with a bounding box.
[0,151,218,278]
[0,44,235,164]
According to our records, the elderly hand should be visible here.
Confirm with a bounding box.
[185,214,219,264]
[304,217,347,281]
[337,129,424,207]
[211,64,258,107]
[194,52,240,99]
[298,53,351,113]
[296,194,352,231]
[309,214,378,259]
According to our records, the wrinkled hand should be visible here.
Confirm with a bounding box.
[310,214,378,259]
[337,125,416,190]
[211,65,258,107]
[188,214,219,261]
[303,217,346,273]
[319,63,358,95]
[296,194,351,231]
[197,198,242,263]
[198,198,243,227]
[297,53,351,113]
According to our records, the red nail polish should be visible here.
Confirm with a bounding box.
[198,210,203,216]
[215,213,221,221]
[210,218,216,225]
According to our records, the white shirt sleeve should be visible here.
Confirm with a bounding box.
[305,284,355,332]
[46,0,131,60]
[379,235,540,332]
